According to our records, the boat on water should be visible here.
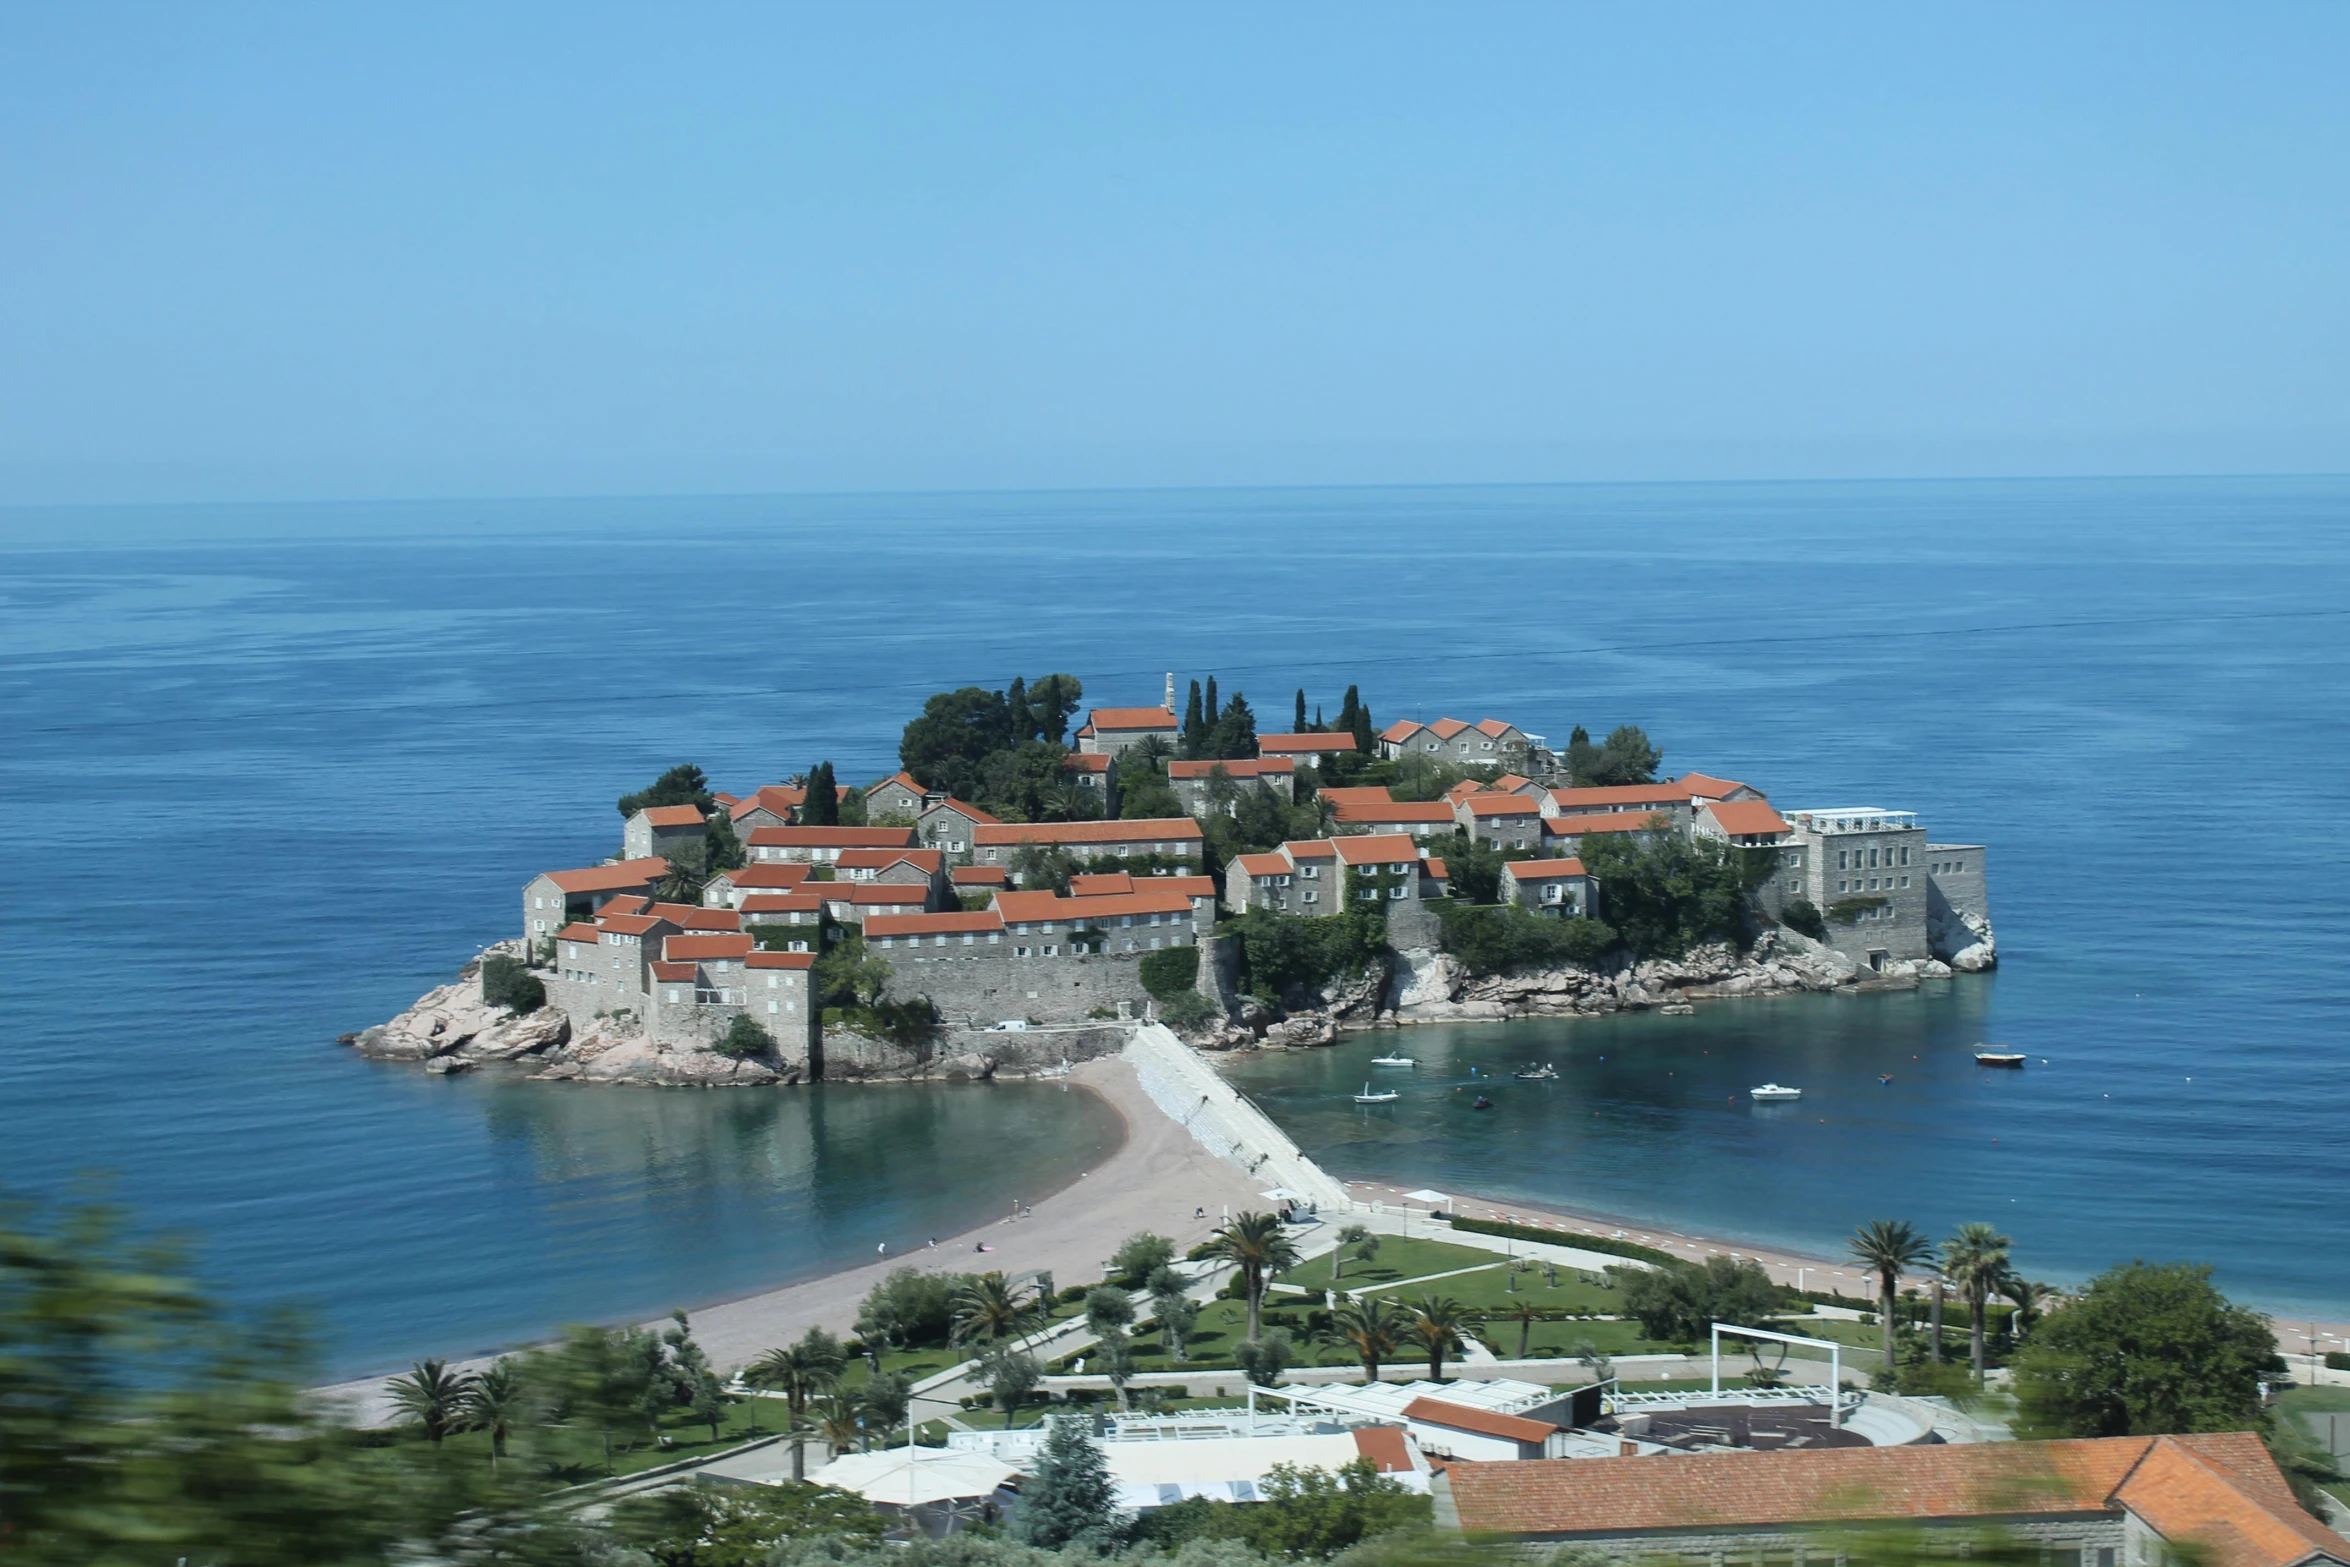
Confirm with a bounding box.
[1513,1062,1559,1081]
[1470,1094,1494,1110]
[1369,1055,1416,1067]
[1352,1082,1401,1104]
[1975,1049,2027,1068]
[1749,1083,1803,1102]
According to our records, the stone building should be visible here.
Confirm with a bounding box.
[1167,756,1295,817]
[998,884,1207,949]
[522,856,668,947]
[1926,841,1995,969]
[1060,751,1115,804]
[746,825,919,864]
[1256,732,1358,767]
[1542,782,1695,827]
[1434,1432,2350,1567]
[1541,812,1667,856]
[1332,797,1458,840]
[1378,717,1533,768]
[622,804,706,862]
[738,892,822,949]
[832,846,949,892]
[863,906,1156,1027]
[726,784,805,834]
[971,817,1205,874]
[1499,858,1596,918]
[1783,806,1932,967]
[917,797,998,857]
[1456,792,1545,850]
[1074,705,1180,757]
[704,861,814,909]
[1220,834,1426,915]
[822,880,947,924]
[861,771,934,821]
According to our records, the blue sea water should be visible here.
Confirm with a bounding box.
[3,476,2348,1373]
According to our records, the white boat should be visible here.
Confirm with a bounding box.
[1749,1083,1802,1102]
[1352,1082,1401,1104]
[1974,1049,2027,1068]
[1514,1062,1559,1081]
[1369,1054,1416,1067]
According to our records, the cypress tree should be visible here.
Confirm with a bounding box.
[1182,680,1204,750]
[1294,689,1307,732]
[1006,676,1033,743]
[1337,685,1361,734]
[1352,700,1374,756]
[1313,704,1324,731]
[1203,676,1218,732]
[804,762,838,826]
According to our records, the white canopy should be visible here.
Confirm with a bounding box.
[806,1449,1016,1508]
[1259,1187,1312,1202]
[1402,1188,1452,1205]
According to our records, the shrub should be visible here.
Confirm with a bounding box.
[1782,898,1827,939]
[1138,944,1202,1000]
[1431,901,1617,977]
[2328,1352,2350,1372]
[1224,906,1385,1003]
[715,1014,772,1059]
[480,954,545,1015]
[1579,829,1774,959]
[1449,1214,1676,1266]
[1158,991,1221,1033]
[1109,1232,1176,1286]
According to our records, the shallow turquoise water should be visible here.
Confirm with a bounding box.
[3,476,2347,1367]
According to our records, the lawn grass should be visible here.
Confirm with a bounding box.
[1364,1262,1623,1315]
[396,1394,790,1482]
[1278,1236,1502,1293]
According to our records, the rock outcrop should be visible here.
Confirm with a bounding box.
[1929,905,1998,972]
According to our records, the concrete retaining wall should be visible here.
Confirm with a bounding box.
[1122,1024,1350,1208]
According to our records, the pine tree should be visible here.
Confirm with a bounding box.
[1006,676,1034,743]
[804,763,839,826]
[1182,680,1205,751]
[1014,1413,1117,1548]
[1294,690,1307,732]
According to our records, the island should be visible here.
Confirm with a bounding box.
[351,671,1995,1086]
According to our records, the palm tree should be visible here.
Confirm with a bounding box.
[385,1358,475,1445]
[810,1390,867,1455]
[463,1359,529,1461]
[1331,1224,1377,1285]
[1207,1211,1301,1341]
[1496,1299,1544,1361]
[1847,1219,1938,1373]
[2000,1273,2050,1341]
[951,1272,1042,1347]
[1324,1297,1407,1381]
[746,1328,846,1481]
[1943,1222,2013,1380]
[1408,1296,1472,1381]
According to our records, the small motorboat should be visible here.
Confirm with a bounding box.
[1514,1063,1559,1081]
[1878,1073,1894,1085]
[1470,1094,1494,1110]
[1353,1083,1401,1104]
[1974,1049,2027,1068]
[1749,1083,1803,1102]
[1369,1054,1417,1067]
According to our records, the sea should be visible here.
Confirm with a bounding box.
[3,477,2347,1378]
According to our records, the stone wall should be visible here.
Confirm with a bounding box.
[878,942,1156,1028]
[823,1023,1131,1081]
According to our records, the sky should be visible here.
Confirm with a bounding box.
[1,3,2346,505]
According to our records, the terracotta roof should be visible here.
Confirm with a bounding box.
[650,960,695,982]
[1160,875,1218,898]
[866,911,1007,938]
[995,888,1198,922]
[1235,852,1292,877]
[1475,719,1520,739]
[1505,858,1590,880]
[537,857,669,894]
[838,883,932,907]
[1548,782,1692,811]
[1168,757,1296,779]
[1493,773,1535,791]
[1331,834,1421,865]
[728,784,805,821]
[973,818,1204,846]
[601,895,649,916]
[555,922,602,944]
[1335,798,1456,823]
[836,847,946,873]
[663,933,754,961]
[1286,839,1338,859]
[1461,792,1542,818]
[723,864,815,889]
[1072,870,1213,899]
[1061,753,1113,773]
[745,950,816,970]
[747,826,918,848]
[1404,1397,1556,1445]
[1546,811,1665,836]
[1679,771,1755,799]
[1257,732,1358,754]
[1352,1425,1417,1474]
[951,865,1011,885]
[669,907,744,931]
[739,893,822,914]
[1317,787,1395,808]
[923,797,1001,824]
[1706,799,1792,836]
[1430,718,1471,739]
[597,913,672,936]
[636,803,707,827]
[865,770,925,796]
[1380,720,1428,743]
[1422,857,1448,879]
[1439,1434,2350,1560]
[713,792,739,808]
[1087,706,1179,731]
[1071,873,1137,895]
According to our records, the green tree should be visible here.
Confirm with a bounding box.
[1015,1413,1119,1548]
[898,686,1013,798]
[1008,841,1080,894]
[1576,825,1760,958]
[1497,1297,1544,1360]
[951,1271,1043,1346]
[854,1267,966,1350]
[1589,724,1662,786]
[861,1372,911,1445]
[619,763,715,817]
[1431,900,1618,976]
[979,1342,1042,1426]
[2010,1261,2275,1439]
[1234,1327,1297,1386]
[1783,897,1828,938]
[1332,1222,1376,1284]
[1618,1255,1783,1342]
[803,762,839,826]
[1944,1222,2014,1378]
[608,1482,884,1567]
[1140,1458,1428,1556]
[1207,1210,1302,1340]
[1005,675,1035,742]
[1204,690,1258,760]
[1027,673,1084,745]
[386,1356,475,1445]
[744,1327,846,1481]
[462,1358,531,1461]
[1848,1219,1939,1372]
[715,1013,773,1060]
[480,952,546,1015]
[703,812,747,873]
[1182,679,1206,751]
[1407,1296,1471,1380]
[1084,1285,1136,1340]
[1325,1296,1408,1380]
[1295,689,1309,731]
[1110,1230,1177,1284]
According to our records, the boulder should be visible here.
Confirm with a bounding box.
[423,1055,473,1075]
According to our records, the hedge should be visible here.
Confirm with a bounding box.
[1139,945,1202,1001]
[1449,1214,1677,1267]
[2326,1352,2350,1372]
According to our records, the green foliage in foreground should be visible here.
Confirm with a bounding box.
[2010,1260,2276,1439]
[1224,906,1386,1005]
[618,762,715,818]
[1139,944,1202,1000]
[1139,1460,1431,1557]
[1159,990,1223,1032]
[1577,828,1773,959]
[1448,1214,1677,1267]
[1429,900,1616,977]
[1617,1255,1785,1342]
[481,952,546,1015]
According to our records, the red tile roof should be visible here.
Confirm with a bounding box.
[1380,720,1428,743]
[1546,811,1666,836]
[745,950,816,970]
[663,933,754,961]
[650,960,695,982]
[1070,873,1136,895]
[995,888,1198,922]
[636,803,707,827]
[747,826,918,848]
[2114,1431,2350,1567]
[1351,1425,1417,1474]
[1335,798,1456,823]
[669,907,744,931]
[1706,799,1792,837]
[601,895,650,916]
[865,770,925,797]
[1235,852,1292,877]
[1258,732,1359,754]
[1286,839,1338,859]
[555,922,602,944]
[951,865,1011,885]
[1548,782,1692,811]
[836,847,946,873]
[1475,719,1519,739]
[597,913,673,936]
[973,818,1204,846]
[1160,875,1217,898]
[1168,757,1296,779]
[739,893,822,914]
[1087,706,1179,731]
[728,784,806,821]
[1404,1397,1556,1445]
[1430,718,1471,739]
[1331,834,1421,864]
[1461,792,1542,818]
[837,883,932,907]
[1504,858,1590,880]
[722,863,815,889]
[1317,786,1395,808]
[537,857,668,894]
[1422,857,1448,879]
[924,797,1001,824]
[867,911,1008,938]
[1679,771,1755,800]
[1061,753,1113,774]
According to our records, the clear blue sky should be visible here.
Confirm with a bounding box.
[2,4,2345,504]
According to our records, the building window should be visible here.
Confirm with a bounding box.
[1043,944,1058,957]
[768,1001,778,1015]
[1016,946,1030,957]
[1304,890,1319,904]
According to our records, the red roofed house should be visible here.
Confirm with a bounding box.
[1434,1432,2350,1567]
[1680,771,1767,806]
[996,883,1209,946]
[972,817,1205,875]
[741,950,819,1069]
[1379,717,1533,767]
[1498,858,1596,918]
[1075,705,1180,757]
[952,864,1011,891]
[917,797,1000,857]
[523,857,670,950]
[1403,1397,1569,1462]
[727,784,807,833]
[623,803,707,862]
[1542,781,1696,822]
[540,905,679,1018]
[738,893,823,949]
[821,880,947,924]
[1543,811,1672,855]
[1167,756,1296,818]
[1332,796,1457,840]
[863,771,937,822]
[834,846,948,885]
[1316,786,1395,810]
[1455,791,1545,850]
[1223,836,1423,915]
[746,825,919,865]
[1257,731,1359,764]
[1697,798,1794,848]
[1060,750,1116,803]
[703,862,814,909]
